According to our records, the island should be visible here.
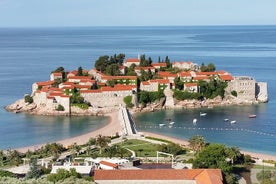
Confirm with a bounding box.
[5,54,268,116]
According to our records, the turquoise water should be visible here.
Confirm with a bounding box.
[0,26,275,154]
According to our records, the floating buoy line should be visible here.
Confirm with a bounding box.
[136,125,276,137]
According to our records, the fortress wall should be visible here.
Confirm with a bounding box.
[256,82,268,102]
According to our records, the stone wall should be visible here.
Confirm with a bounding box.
[81,91,133,108]
[256,82,268,102]
[226,76,256,101]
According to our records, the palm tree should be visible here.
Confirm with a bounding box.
[96,134,111,155]
[105,145,118,158]
[188,135,206,153]
[225,146,241,165]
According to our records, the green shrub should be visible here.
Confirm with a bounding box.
[123,96,134,108]
[56,104,65,111]
[24,95,33,104]
[231,90,237,97]
[0,170,15,177]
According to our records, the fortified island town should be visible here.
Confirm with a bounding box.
[2,54,273,184]
[6,54,268,116]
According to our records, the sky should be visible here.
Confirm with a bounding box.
[0,0,275,27]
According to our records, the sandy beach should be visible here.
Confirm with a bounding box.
[15,110,276,162]
[16,111,122,153]
[141,131,276,161]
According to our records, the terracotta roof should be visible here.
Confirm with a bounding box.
[81,89,101,93]
[195,170,223,184]
[220,75,233,81]
[179,71,192,77]
[185,83,198,87]
[196,72,218,76]
[75,85,92,89]
[141,81,150,85]
[68,76,92,80]
[193,76,210,81]
[99,161,118,168]
[155,79,170,84]
[101,85,134,92]
[126,58,140,63]
[152,63,167,67]
[94,169,222,183]
[101,76,137,80]
[36,81,54,86]
[158,71,178,78]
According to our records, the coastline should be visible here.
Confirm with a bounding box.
[141,131,276,161]
[16,111,121,153]
[14,110,276,162]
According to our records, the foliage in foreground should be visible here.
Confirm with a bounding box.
[0,176,92,184]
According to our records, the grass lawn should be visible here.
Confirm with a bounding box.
[119,139,161,157]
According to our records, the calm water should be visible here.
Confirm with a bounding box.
[0,26,275,154]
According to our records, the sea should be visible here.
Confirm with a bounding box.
[0,26,275,155]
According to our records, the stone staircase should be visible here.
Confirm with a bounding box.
[164,87,175,108]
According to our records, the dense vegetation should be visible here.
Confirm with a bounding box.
[123,95,134,108]
[188,135,253,184]
[94,54,125,75]
[24,95,33,104]
[200,63,216,72]
[138,90,165,106]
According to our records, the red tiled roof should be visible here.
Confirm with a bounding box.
[101,76,137,80]
[99,161,118,168]
[68,76,92,80]
[126,58,140,63]
[158,71,178,78]
[75,85,92,89]
[152,63,167,67]
[196,72,218,76]
[101,85,134,92]
[94,169,222,183]
[185,83,198,87]
[193,76,210,81]
[36,81,54,86]
[141,81,150,85]
[220,75,233,81]
[81,89,101,93]
[179,71,192,77]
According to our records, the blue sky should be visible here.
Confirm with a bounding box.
[0,0,275,27]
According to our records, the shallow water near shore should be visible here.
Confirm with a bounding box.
[134,104,276,155]
[0,26,276,154]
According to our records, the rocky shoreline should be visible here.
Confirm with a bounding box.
[4,98,118,116]
[4,95,262,117]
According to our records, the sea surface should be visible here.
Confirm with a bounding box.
[0,26,275,154]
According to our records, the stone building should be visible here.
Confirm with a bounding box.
[226,76,256,101]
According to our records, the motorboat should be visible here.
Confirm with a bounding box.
[230,120,236,124]
[249,114,256,118]
[193,118,197,124]
[224,118,229,122]
[200,112,207,117]
[169,121,175,125]
[159,123,166,127]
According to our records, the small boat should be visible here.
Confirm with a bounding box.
[169,121,175,125]
[249,114,256,118]
[230,120,236,124]
[159,123,166,127]
[193,118,197,124]
[224,118,229,122]
[200,112,207,117]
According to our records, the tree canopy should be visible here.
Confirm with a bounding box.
[94,53,125,75]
